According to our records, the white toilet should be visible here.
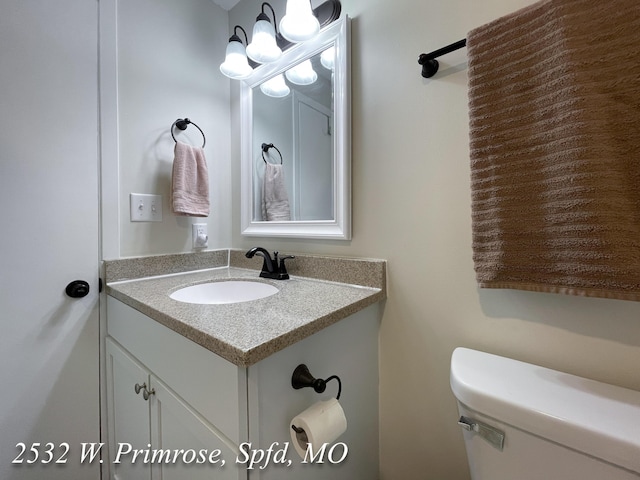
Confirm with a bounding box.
[450,347,640,479]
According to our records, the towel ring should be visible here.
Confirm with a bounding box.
[171,118,206,148]
[262,143,283,164]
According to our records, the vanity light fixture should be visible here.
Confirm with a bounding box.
[220,26,253,79]
[285,59,317,85]
[221,0,342,81]
[279,0,320,43]
[260,74,290,98]
[246,3,282,64]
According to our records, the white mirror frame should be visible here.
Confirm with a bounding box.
[240,16,351,240]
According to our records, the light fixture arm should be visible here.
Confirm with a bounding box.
[260,2,278,32]
[232,25,249,45]
[230,25,260,70]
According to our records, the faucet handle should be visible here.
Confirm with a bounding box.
[278,255,295,280]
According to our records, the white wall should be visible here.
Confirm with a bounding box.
[229,0,640,478]
[115,0,232,257]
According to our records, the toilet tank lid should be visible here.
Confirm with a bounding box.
[450,347,640,474]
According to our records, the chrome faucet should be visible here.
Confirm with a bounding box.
[245,247,295,280]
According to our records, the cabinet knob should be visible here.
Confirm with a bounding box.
[142,387,156,401]
[135,382,155,400]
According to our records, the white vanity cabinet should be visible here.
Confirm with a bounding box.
[106,339,241,480]
[105,295,380,480]
[105,297,246,480]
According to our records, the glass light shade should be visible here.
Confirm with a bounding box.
[285,59,317,85]
[260,74,290,98]
[246,19,282,64]
[279,0,320,42]
[220,40,253,79]
[320,46,335,70]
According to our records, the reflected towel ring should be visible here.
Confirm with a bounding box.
[262,143,283,164]
[171,118,206,148]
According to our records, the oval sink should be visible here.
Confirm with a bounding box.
[170,280,279,305]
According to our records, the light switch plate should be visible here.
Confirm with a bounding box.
[130,193,163,222]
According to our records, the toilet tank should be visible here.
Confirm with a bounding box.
[450,348,640,480]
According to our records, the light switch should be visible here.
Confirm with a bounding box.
[130,193,163,222]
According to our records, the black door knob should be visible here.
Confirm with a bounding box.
[65,280,90,298]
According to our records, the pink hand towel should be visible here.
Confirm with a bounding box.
[261,163,291,221]
[171,141,210,217]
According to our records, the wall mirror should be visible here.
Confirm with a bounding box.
[240,16,351,239]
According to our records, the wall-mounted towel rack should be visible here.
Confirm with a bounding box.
[171,118,206,148]
[261,142,283,164]
[418,38,467,78]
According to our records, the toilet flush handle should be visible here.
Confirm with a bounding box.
[457,416,505,451]
[457,416,475,431]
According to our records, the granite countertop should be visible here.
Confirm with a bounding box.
[106,256,385,367]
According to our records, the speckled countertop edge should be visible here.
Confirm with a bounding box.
[104,250,229,282]
[104,252,386,367]
[229,249,386,290]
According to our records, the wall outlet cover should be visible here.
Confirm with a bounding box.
[192,223,208,248]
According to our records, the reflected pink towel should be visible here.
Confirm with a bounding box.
[261,163,290,221]
[171,141,209,217]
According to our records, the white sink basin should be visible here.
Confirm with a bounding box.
[170,280,279,305]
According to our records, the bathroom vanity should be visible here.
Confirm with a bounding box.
[103,250,385,480]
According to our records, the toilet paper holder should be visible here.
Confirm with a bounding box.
[291,364,342,400]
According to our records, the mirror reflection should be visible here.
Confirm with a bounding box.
[252,46,335,222]
[240,16,350,240]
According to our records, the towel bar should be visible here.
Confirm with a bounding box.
[418,38,467,78]
[171,118,206,148]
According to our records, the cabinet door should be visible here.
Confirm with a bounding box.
[107,296,247,445]
[106,338,152,480]
[150,377,245,480]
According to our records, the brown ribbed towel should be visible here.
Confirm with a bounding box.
[171,141,210,217]
[468,0,640,301]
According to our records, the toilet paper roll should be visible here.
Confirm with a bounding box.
[289,398,347,459]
